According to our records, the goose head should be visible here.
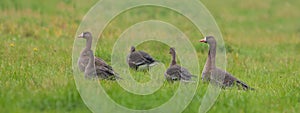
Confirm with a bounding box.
[169,47,176,55]
[199,36,216,44]
[130,46,136,53]
[78,32,92,39]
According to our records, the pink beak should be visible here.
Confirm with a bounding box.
[78,33,84,38]
[199,39,206,43]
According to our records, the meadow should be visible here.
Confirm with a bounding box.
[0,0,299,113]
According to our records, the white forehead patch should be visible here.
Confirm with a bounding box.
[79,33,84,37]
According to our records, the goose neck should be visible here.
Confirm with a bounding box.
[171,52,176,66]
[208,42,216,68]
[86,37,92,50]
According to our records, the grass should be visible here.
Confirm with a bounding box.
[0,0,299,113]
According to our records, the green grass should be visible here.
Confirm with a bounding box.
[0,0,300,113]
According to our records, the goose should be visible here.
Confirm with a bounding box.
[164,47,196,82]
[127,46,157,70]
[200,36,253,90]
[78,32,120,80]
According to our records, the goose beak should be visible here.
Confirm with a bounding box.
[78,33,84,38]
[199,39,206,43]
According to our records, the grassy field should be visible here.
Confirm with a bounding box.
[0,0,300,113]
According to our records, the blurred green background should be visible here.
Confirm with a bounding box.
[0,0,299,113]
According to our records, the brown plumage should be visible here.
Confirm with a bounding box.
[127,46,157,70]
[200,36,254,90]
[84,50,97,79]
[164,47,196,82]
[78,32,120,80]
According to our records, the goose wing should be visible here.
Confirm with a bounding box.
[128,51,156,67]
[94,57,120,79]
[95,57,113,70]
[179,66,195,80]
[213,68,237,86]
[139,51,156,64]
[128,52,148,67]
[165,65,194,81]
[215,68,253,90]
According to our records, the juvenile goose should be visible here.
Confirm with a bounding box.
[200,36,253,90]
[78,32,120,80]
[127,46,157,70]
[164,47,196,82]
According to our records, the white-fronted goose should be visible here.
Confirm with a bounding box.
[78,32,120,80]
[200,36,253,90]
[127,46,157,70]
[164,47,195,82]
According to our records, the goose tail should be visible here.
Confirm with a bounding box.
[236,80,254,90]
